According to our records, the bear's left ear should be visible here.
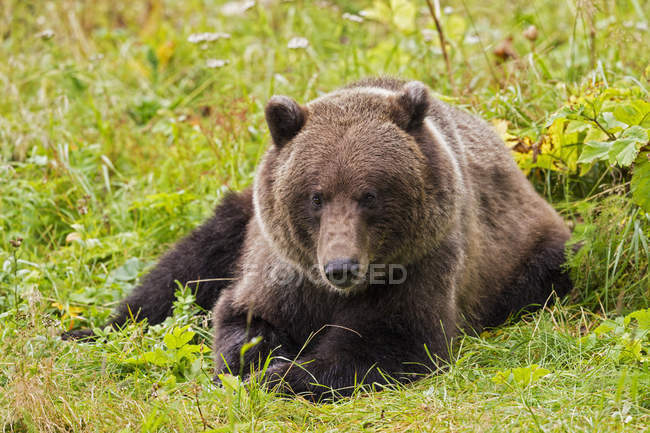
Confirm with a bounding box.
[391,81,430,131]
[265,95,308,148]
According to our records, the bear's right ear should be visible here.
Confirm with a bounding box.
[390,81,430,132]
[265,96,307,148]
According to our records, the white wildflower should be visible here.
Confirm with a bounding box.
[287,37,309,49]
[187,32,231,44]
[66,232,82,243]
[36,29,54,40]
[342,12,363,23]
[221,0,256,16]
[464,33,480,45]
[206,59,229,68]
[421,29,436,42]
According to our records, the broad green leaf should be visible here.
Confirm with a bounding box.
[594,335,646,365]
[163,332,179,349]
[362,1,392,24]
[492,370,510,385]
[520,365,551,385]
[143,349,172,366]
[545,106,584,127]
[601,112,627,132]
[618,337,644,362]
[578,141,610,164]
[164,326,195,349]
[622,125,649,142]
[609,138,638,167]
[631,153,650,212]
[624,309,650,330]
[362,0,415,32]
[390,0,416,32]
[112,257,142,282]
[613,103,642,126]
[593,322,616,335]
[565,120,590,134]
[633,99,650,127]
[175,344,204,362]
[610,100,650,127]
[492,364,551,387]
[540,119,581,172]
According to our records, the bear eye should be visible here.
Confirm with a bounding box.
[360,192,377,208]
[311,192,323,210]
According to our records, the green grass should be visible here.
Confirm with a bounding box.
[1,0,649,431]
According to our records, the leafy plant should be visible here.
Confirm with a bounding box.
[581,309,650,364]
[511,82,650,211]
[492,364,552,388]
[96,281,213,387]
[124,325,210,382]
[362,0,417,33]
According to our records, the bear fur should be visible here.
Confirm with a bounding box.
[65,78,572,400]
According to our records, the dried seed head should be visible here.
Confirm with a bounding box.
[523,25,538,42]
[493,36,518,62]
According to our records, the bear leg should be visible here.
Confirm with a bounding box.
[213,314,298,380]
[479,235,573,329]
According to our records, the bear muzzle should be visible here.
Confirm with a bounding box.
[323,257,361,289]
[316,200,371,291]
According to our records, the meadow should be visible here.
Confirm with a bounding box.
[0,0,649,431]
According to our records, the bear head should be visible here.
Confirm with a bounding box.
[253,81,462,293]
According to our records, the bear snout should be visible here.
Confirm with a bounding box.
[323,257,361,289]
[316,203,370,290]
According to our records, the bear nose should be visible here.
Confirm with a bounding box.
[324,258,360,288]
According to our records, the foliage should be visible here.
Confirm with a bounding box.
[492,364,552,388]
[503,80,650,314]
[510,82,650,207]
[582,309,650,364]
[363,0,417,33]
[567,195,649,313]
[123,325,210,382]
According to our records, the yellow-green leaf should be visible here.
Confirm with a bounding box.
[625,308,650,330]
[163,326,195,349]
[610,138,639,167]
[593,322,616,336]
[492,364,551,387]
[578,141,610,164]
[390,0,416,33]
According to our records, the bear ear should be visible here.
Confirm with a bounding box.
[391,81,430,131]
[265,95,307,148]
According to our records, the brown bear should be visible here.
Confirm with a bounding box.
[64,78,572,400]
